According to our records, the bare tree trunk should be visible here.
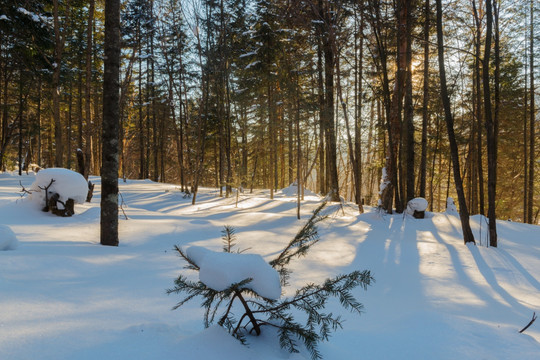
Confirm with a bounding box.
[52,0,68,168]
[435,0,475,244]
[18,72,24,176]
[527,0,535,224]
[472,0,485,215]
[85,0,95,178]
[404,0,415,204]
[322,1,340,202]
[354,8,365,213]
[483,0,497,247]
[523,62,528,222]
[317,33,326,196]
[419,0,430,199]
[101,0,121,247]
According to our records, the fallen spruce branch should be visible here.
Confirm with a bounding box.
[519,312,537,334]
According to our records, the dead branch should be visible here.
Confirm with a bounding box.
[119,192,128,220]
[39,178,56,212]
[519,312,537,334]
[19,180,33,196]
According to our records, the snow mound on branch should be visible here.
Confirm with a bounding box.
[0,225,18,250]
[29,168,88,204]
[186,246,282,300]
[406,197,428,215]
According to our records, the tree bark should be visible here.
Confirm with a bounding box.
[472,0,485,215]
[52,0,68,168]
[419,0,430,199]
[322,1,340,202]
[100,0,121,247]
[435,0,475,244]
[483,0,497,247]
[85,0,95,179]
[527,0,535,224]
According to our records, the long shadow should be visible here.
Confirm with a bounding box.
[429,220,533,317]
[497,249,540,293]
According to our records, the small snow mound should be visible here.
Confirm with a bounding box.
[277,183,317,198]
[446,197,458,215]
[406,197,428,215]
[0,225,18,250]
[186,246,282,300]
[29,168,88,204]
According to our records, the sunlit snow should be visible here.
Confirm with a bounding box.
[1,171,539,359]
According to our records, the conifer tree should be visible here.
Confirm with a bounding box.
[168,203,373,359]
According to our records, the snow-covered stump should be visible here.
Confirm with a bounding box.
[0,225,18,250]
[446,197,458,215]
[27,168,89,217]
[406,197,428,219]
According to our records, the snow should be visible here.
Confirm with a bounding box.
[1,172,540,359]
[446,197,458,215]
[16,7,51,26]
[0,225,18,250]
[0,15,9,21]
[406,197,428,215]
[239,51,257,58]
[28,168,89,205]
[186,246,281,300]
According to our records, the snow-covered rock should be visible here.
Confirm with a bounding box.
[29,168,88,205]
[0,225,18,250]
[406,197,428,216]
[186,246,282,300]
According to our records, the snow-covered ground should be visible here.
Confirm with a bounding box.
[1,172,539,359]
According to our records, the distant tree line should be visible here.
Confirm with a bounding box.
[0,0,538,229]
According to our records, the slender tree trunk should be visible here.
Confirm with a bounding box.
[419,0,430,199]
[317,34,326,196]
[101,0,121,246]
[472,0,485,215]
[37,76,42,166]
[528,0,535,224]
[52,0,65,168]
[404,0,415,204]
[138,22,144,179]
[85,0,95,178]
[354,9,365,213]
[67,80,73,169]
[483,0,497,247]
[18,71,23,176]
[435,0,475,244]
[523,62,528,222]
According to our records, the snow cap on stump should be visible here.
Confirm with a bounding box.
[29,168,89,204]
[406,197,428,216]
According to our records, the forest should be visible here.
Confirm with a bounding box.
[0,0,538,225]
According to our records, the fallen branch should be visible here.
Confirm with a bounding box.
[19,180,33,197]
[119,192,129,220]
[519,312,537,334]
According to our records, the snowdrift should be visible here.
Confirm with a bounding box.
[1,172,539,359]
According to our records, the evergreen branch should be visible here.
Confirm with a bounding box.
[270,202,327,272]
[222,225,237,253]
[173,245,199,271]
